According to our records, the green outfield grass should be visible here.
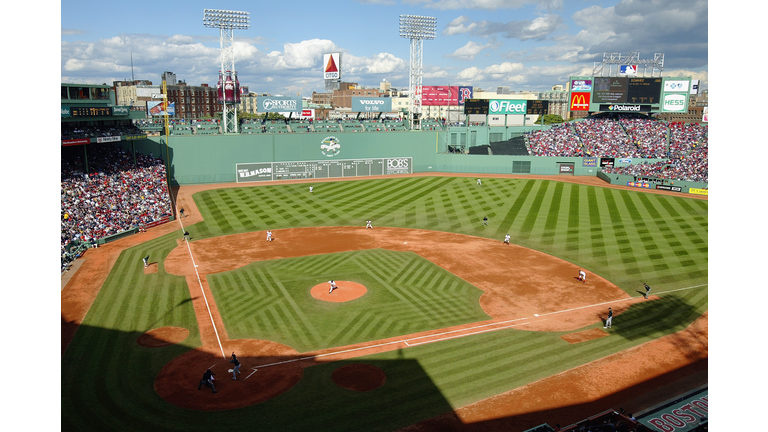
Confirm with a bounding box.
[61,177,708,431]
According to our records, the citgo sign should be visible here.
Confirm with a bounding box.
[489,99,527,115]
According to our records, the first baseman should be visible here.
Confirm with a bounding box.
[604,307,613,328]
[266,230,273,242]
[643,283,651,299]
[578,270,586,283]
[328,280,337,294]
[504,234,510,245]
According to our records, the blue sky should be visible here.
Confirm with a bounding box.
[60,0,708,96]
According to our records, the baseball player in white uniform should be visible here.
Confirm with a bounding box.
[366,220,373,229]
[504,234,511,245]
[266,231,273,242]
[477,178,482,185]
[309,186,313,194]
[578,270,586,283]
[142,255,149,268]
[328,280,337,294]
[604,307,613,328]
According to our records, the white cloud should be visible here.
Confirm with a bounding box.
[344,52,406,75]
[442,14,563,41]
[62,29,86,36]
[166,35,196,45]
[403,0,550,11]
[446,41,494,60]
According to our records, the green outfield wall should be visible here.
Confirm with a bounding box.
[120,130,704,190]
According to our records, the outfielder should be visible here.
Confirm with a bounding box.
[309,186,313,194]
[142,255,149,268]
[229,352,241,380]
[328,280,337,294]
[477,178,482,185]
[482,216,488,226]
[578,270,586,283]
[366,220,373,229]
[504,234,511,245]
[266,230,273,242]
[643,283,651,299]
[604,307,613,328]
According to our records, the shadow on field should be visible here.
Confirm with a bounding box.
[62,309,707,432]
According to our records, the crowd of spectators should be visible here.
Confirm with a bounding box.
[525,124,583,157]
[523,116,708,183]
[572,118,637,158]
[61,144,172,270]
[619,117,668,158]
[62,122,144,140]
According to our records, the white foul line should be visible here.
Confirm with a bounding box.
[248,282,707,370]
[176,207,226,360]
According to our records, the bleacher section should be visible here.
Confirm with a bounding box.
[240,121,265,134]
[314,120,342,133]
[195,123,220,135]
[263,120,290,134]
[468,145,491,155]
[421,119,444,131]
[289,120,313,133]
[341,120,365,132]
[489,136,530,155]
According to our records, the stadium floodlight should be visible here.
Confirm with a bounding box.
[399,15,436,130]
[203,8,250,134]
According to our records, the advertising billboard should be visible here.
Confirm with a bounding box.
[664,80,690,93]
[570,92,591,111]
[702,107,708,122]
[619,65,637,75]
[571,78,592,92]
[351,97,392,112]
[593,77,628,103]
[323,53,341,80]
[258,96,302,112]
[526,100,549,115]
[661,93,688,112]
[489,99,527,115]
[112,106,130,116]
[599,104,653,112]
[420,86,473,106]
[147,101,175,116]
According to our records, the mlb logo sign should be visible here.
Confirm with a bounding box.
[323,53,341,80]
[620,65,637,75]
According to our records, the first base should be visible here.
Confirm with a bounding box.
[228,369,234,373]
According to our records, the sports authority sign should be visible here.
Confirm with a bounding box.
[258,96,303,112]
[236,157,412,182]
[323,53,341,80]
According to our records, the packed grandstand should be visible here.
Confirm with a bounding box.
[61,143,172,271]
[61,113,707,271]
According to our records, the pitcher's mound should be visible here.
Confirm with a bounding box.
[310,281,367,302]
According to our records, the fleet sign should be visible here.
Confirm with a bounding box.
[351,97,392,112]
[489,99,527,115]
[662,94,688,112]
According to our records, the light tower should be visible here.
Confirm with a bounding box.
[399,14,436,130]
[203,9,250,134]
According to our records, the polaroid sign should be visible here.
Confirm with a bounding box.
[489,99,527,115]
[662,94,687,112]
[599,104,652,112]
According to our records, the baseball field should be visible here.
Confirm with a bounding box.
[60,174,708,431]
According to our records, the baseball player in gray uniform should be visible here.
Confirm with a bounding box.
[604,307,613,328]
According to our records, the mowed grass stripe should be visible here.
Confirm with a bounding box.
[495,179,536,237]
